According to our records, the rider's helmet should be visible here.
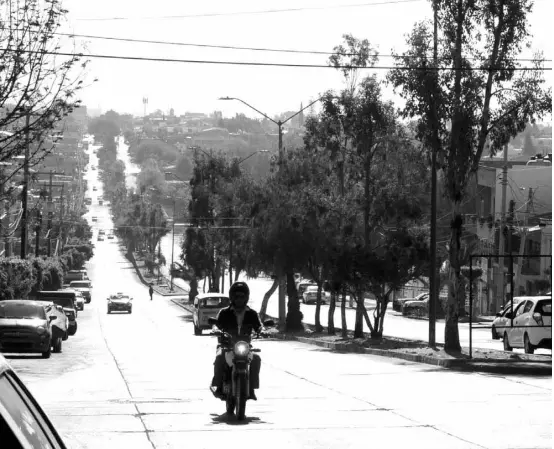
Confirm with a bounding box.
[229,282,250,307]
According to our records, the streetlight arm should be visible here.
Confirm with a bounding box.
[281,96,322,126]
[219,97,277,125]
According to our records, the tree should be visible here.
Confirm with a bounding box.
[522,130,536,156]
[0,0,90,191]
[176,155,193,179]
[389,0,552,351]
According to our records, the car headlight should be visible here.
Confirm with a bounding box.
[36,326,47,334]
[234,341,250,356]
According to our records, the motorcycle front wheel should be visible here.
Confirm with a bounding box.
[236,373,248,420]
[226,391,236,416]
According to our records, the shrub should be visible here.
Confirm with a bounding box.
[0,258,35,300]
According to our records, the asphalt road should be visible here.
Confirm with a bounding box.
[2,140,551,449]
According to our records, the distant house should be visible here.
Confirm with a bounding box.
[192,127,229,148]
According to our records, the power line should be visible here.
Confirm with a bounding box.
[50,32,552,62]
[74,0,422,21]
[2,48,550,70]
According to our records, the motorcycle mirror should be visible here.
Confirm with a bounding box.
[49,316,57,321]
[263,319,275,327]
[207,317,218,326]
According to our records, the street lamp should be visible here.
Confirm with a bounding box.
[218,96,322,331]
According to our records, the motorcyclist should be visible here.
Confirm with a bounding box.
[211,281,263,401]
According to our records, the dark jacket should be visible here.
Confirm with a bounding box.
[215,306,262,342]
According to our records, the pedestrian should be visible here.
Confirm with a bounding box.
[149,283,154,301]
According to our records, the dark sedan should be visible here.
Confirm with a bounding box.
[107,293,133,314]
[0,300,58,358]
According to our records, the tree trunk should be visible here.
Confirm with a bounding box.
[285,271,304,332]
[314,281,324,333]
[341,287,347,338]
[259,278,279,320]
[444,209,463,352]
[328,291,336,335]
[354,287,364,338]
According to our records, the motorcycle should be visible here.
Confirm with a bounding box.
[208,317,275,420]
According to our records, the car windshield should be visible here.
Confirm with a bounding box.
[71,282,90,288]
[201,297,229,308]
[535,300,552,316]
[111,295,130,301]
[0,303,46,319]
[38,297,74,308]
[306,286,318,292]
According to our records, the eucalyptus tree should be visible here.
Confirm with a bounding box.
[388,0,551,350]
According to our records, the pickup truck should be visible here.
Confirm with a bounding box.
[37,291,78,336]
[64,270,88,283]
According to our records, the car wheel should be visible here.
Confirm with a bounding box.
[503,333,513,352]
[62,331,68,341]
[42,344,51,359]
[491,325,499,340]
[107,308,111,314]
[129,308,132,314]
[524,333,535,354]
[194,325,202,335]
[52,336,62,353]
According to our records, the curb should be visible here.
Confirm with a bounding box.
[169,300,551,376]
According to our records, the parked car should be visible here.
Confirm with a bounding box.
[107,234,114,239]
[92,216,97,222]
[69,280,92,304]
[107,293,133,314]
[0,300,60,358]
[97,235,104,241]
[394,292,428,312]
[93,186,97,191]
[62,289,85,311]
[98,200,103,205]
[502,296,551,354]
[402,293,431,315]
[0,353,69,448]
[492,297,525,339]
[301,285,329,304]
[98,230,105,235]
[37,291,78,336]
[64,270,87,283]
[193,294,230,335]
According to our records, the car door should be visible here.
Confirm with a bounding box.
[511,301,529,347]
[517,300,535,342]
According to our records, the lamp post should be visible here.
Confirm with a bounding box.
[218,97,322,331]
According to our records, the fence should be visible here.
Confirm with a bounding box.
[469,254,552,358]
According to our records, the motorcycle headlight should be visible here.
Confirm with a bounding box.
[36,326,47,334]
[234,341,250,356]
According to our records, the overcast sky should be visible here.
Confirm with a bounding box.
[59,0,552,119]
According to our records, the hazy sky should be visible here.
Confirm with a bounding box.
[58,0,552,119]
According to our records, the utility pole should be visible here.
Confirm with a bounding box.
[170,198,176,291]
[277,122,287,332]
[20,113,31,259]
[508,199,515,327]
[35,209,42,256]
[428,0,439,346]
[229,227,234,287]
[497,143,509,313]
[59,184,65,251]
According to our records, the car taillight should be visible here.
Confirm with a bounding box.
[533,312,543,326]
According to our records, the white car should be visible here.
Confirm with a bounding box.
[491,297,525,339]
[502,296,552,354]
[302,285,329,304]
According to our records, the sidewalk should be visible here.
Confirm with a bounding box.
[169,296,551,377]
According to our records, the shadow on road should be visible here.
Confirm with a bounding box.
[3,354,44,360]
[179,315,193,322]
[210,412,267,426]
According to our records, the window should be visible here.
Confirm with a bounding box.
[0,374,61,449]
[523,301,534,314]
[515,302,527,317]
[535,300,552,316]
